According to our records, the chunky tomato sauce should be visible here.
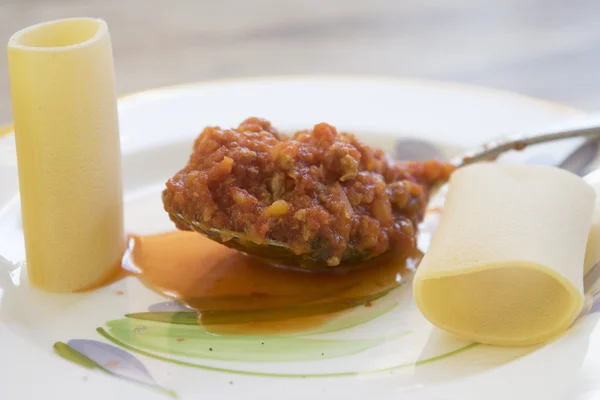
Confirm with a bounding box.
[163,118,453,267]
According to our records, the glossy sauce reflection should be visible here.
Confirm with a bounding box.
[123,231,421,335]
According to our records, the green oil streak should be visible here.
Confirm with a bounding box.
[106,319,404,362]
[124,299,397,337]
[126,286,397,327]
[97,327,478,379]
[54,341,177,398]
[200,286,396,325]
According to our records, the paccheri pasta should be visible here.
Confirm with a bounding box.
[7,18,124,292]
[413,164,596,346]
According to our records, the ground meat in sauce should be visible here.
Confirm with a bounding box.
[162,117,455,267]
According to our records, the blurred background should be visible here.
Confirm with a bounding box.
[1,0,599,123]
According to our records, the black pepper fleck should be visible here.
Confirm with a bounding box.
[209,347,213,351]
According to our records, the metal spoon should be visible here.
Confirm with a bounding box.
[456,122,600,168]
[395,129,600,176]
[173,119,600,271]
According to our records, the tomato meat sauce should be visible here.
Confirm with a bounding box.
[163,118,454,267]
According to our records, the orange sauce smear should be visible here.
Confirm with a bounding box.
[121,231,421,335]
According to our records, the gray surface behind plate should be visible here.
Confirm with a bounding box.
[1,0,600,125]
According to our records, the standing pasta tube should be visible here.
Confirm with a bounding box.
[7,18,124,292]
[413,164,595,346]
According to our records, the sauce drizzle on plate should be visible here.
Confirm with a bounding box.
[122,231,420,335]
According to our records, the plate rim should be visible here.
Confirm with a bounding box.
[0,74,583,137]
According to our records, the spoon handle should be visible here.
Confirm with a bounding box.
[457,117,600,167]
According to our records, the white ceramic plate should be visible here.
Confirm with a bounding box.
[1,76,600,400]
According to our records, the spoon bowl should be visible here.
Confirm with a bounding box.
[169,212,376,271]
